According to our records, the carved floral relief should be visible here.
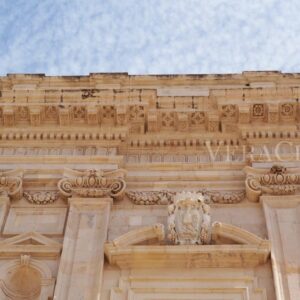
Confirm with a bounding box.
[24,191,58,205]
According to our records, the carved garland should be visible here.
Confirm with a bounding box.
[126,190,244,205]
[23,192,58,205]
[126,190,175,205]
[58,168,126,199]
[206,190,245,204]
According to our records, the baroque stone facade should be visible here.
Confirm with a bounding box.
[0,71,299,299]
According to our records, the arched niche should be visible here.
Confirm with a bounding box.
[0,256,55,300]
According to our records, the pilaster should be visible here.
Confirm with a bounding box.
[54,197,112,300]
[262,195,300,300]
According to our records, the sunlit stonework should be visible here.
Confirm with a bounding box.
[168,192,211,245]
[0,71,299,299]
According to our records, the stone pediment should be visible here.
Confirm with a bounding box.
[104,222,270,269]
[0,232,62,258]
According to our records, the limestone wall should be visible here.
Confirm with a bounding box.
[0,72,299,299]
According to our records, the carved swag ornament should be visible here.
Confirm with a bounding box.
[24,191,58,205]
[168,192,211,245]
[126,190,244,205]
[58,168,126,199]
[245,165,300,202]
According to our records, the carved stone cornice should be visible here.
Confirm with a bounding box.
[58,168,126,199]
[0,169,23,200]
[23,191,58,205]
[245,165,300,202]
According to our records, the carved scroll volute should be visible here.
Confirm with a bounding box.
[244,165,300,202]
[57,168,127,200]
[245,176,262,202]
[0,169,23,201]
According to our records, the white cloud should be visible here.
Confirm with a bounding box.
[0,0,300,75]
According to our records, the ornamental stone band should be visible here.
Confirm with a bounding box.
[0,71,299,299]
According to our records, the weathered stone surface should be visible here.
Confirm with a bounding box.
[4,71,300,299]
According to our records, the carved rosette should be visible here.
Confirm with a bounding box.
[58,168,126,199]
[245,165,300,202]
[0,169,23,200]
[24,192,58,205]
[168,191,211,245]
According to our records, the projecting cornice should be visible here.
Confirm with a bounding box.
[1,72,300,149]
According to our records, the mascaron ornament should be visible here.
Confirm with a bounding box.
[167,191,211,245]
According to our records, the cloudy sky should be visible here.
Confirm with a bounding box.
[0,0,299,75]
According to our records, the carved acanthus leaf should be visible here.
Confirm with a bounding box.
[58,168,126,199]
[126,190,175,205]
[24,192,58,205]
[0,169,23,200]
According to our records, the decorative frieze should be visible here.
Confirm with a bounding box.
[0,146,117,156]
[58,168,126,199]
